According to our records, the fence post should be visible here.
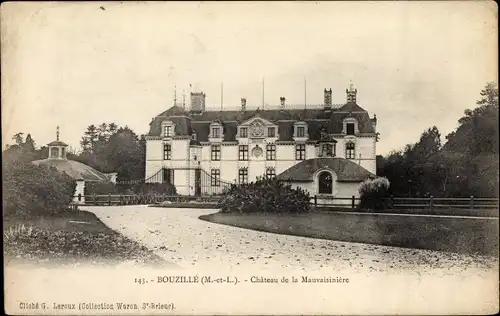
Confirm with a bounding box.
[470,196,474,209]
[108,193,111,206]
[351,195,355,209]
[390,195,394,208]
[120,194,123,205]
[93,193,96,205]
[429,195,434,210]
[314,195,317,206]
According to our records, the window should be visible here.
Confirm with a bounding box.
[297,126,305,138]
[268,127,275,137]
[346,123,355,135]
[240,128,248,138]
[239,145,249,161]
[322,143,334,157]
[163,144,171,160]
[164,126,172,137]
[318,171,333,194]
[346,142,355,159]
[50,147,59,158]
[295,144,306,160]
[163,168,174,184]
[211,169,220,186]
[266,168,276,179]
[211,145,221,161]
[212,127,221,138]
[238,168,248,184]
[266,144,276,160]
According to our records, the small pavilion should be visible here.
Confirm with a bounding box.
[32,126,117,204]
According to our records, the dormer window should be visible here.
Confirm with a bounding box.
[209,122,224,140]
[342,117,359,135]
[297,127,305,137]
[268,127,276,138]
[212,127,221,138]
[346,123,355,135]
[161,121,175,138]
[240,127,248,138]
[164,126,172,137]
[293,122,308,139]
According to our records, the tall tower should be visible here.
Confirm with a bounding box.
[346,82,357,103]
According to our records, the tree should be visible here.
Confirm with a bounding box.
[75,123,146,183]
[23,134,36,152]
[378,82,499,198]
[12,133,24,145]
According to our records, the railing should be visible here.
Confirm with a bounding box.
[387,196,499,210]
[74,193,499,212]
[310,195,499,210]
[73,194,222,206]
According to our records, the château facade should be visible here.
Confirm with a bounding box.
[145,84,377,200]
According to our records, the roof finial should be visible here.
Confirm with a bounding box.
[349,80,355,91]
[56,125,60,141]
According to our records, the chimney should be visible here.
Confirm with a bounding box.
[190,92,206,114]
[324,88,332,111]
[280,97,286,111]
[346,83,357,103]
[241,98,247,112]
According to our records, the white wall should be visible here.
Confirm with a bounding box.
[145,133,375,195]
[73,180,85,204]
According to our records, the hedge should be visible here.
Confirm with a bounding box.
[3,161,76,220]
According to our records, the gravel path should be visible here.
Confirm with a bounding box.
[86,206,497,276]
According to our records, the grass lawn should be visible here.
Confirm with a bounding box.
[4,210,173,267]
[200,211,499,256]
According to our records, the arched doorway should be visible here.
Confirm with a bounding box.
[318,171,333,194]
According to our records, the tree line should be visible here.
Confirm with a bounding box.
[377,82,499,197]
[4,124,146,183]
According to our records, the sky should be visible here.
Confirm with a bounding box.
[2,1,497,155]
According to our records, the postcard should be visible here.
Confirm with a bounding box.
[2,1,498,315]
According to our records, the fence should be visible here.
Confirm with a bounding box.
[73,193,499,211]
[311,195,499,209]
[73,194,222,206]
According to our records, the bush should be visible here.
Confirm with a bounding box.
[217,177,311,214]
[126,182,177,195]
[3,161,76,220]
[84,181,118,195]
[358,177,391,210]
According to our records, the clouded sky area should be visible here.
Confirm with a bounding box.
[2,2,497,155]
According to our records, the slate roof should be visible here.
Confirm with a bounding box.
[148,102,375,142]
[32,159,110,181]
[275,158,374,182]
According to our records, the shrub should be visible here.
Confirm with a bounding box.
[358,177,391,210]
[3,161,76,220]
[84,181,118,195]
[217,177,311,213]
